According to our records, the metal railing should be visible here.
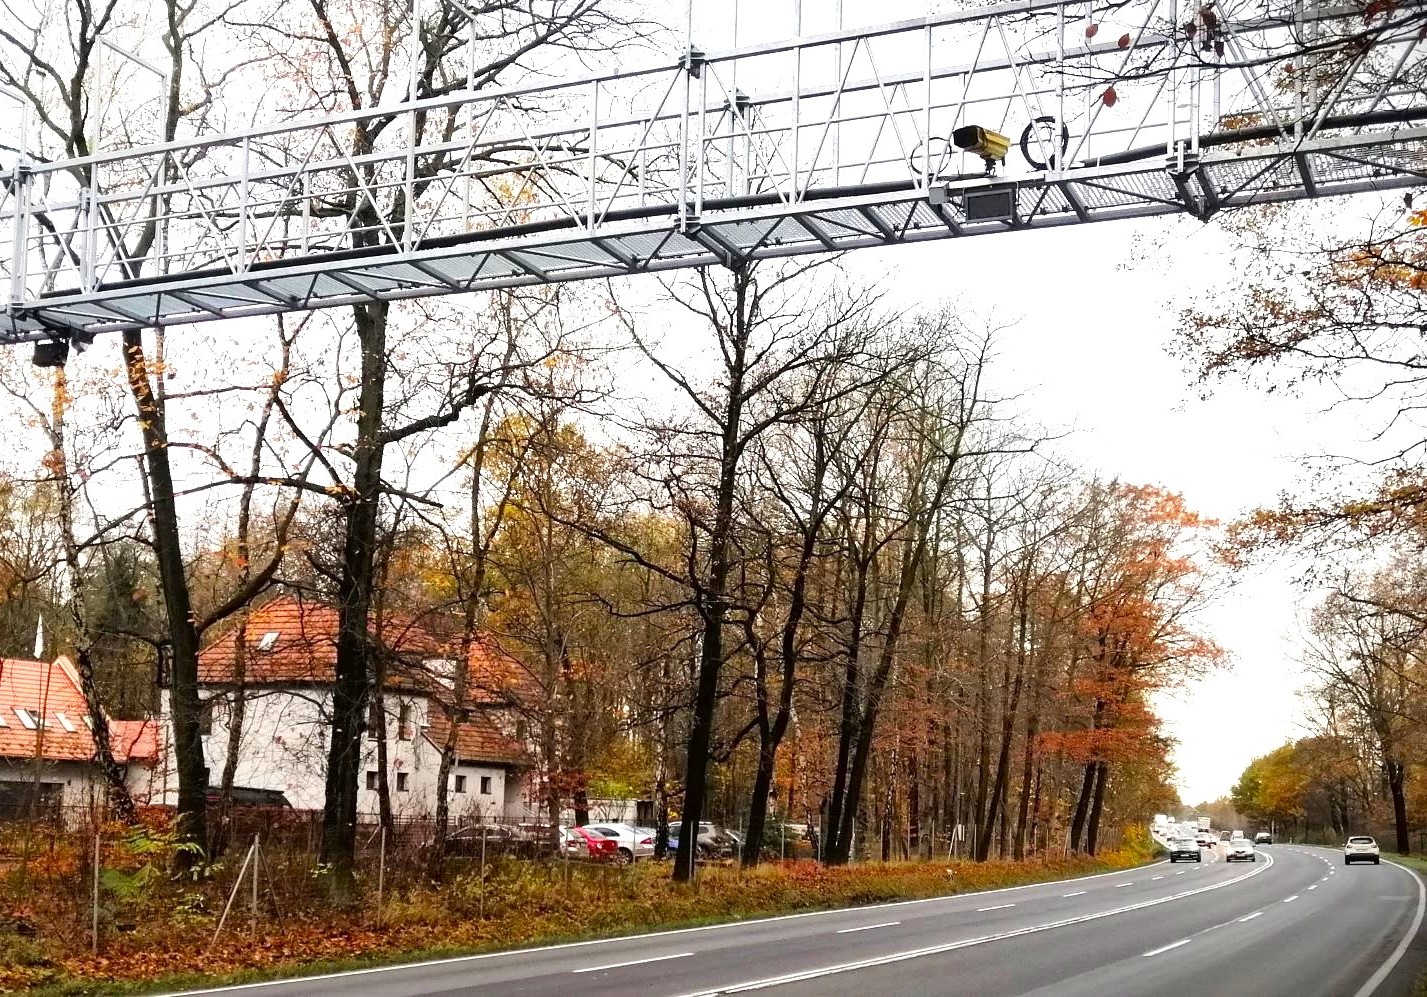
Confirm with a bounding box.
[4,0,1427,340]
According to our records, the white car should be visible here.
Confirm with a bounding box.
[1344,836,1381,865]
[584,823,656,863]
[1225,838,1256,862]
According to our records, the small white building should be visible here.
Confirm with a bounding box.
[0,655,157,819]
[147,594,530,821]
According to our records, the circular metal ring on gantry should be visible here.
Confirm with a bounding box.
[1020,116,1069,171]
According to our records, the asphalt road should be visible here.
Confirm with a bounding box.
[173,844,1427,997]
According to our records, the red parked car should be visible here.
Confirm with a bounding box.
[563,825,619,862]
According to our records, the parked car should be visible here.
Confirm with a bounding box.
[1168,837,1201,863]
[1345,835,1381,865]
[562,825,619,862]
[584,823,656,863]
[696,822,742,857]
[444,822,516,856]
[1254,831,1272,845]
[1225,838,1256,862]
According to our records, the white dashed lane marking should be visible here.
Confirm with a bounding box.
[1142,939,1191,957]
[1284,896,1299,903]
[976,905,1016,913]
[573,952,693,974]
[836,921,901,934]
[1239,912,1263,922]
[1062,891,1087,898]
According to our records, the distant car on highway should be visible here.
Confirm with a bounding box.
[1344,836,1381,865]
[1254,831,1272,845]
[1168,837,1202,863]
[1195,831,1215,847]
[1225,838,1257,862]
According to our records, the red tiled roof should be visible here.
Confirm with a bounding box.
[201,594,538,709]
[424,709,526,766]
[467,642,541,707]
[110,719,159,763]
[198,594,342,684]
[0,657,146,764]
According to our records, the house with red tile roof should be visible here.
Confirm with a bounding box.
[0,656,159,819]
[149,593,533,820]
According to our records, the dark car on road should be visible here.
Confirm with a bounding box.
[1168,837,1201,863]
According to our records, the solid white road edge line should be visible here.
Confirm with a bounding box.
[836,921,901,934]
[1352,854,1427,997]
[976,905,1015,912]
[156,855,1170,996]
[1141,939,1191,957]
[673,852,1275,996]
[572,952,693,974]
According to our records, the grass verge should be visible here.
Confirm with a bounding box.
[3,841,1159,995]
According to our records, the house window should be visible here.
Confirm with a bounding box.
[397,700,413,740]
[454,775,466,794]
[396,772,409,793]
[366,771,378,791]
[479,776,492,795]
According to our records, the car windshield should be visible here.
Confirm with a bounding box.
[1174,839,1196,847]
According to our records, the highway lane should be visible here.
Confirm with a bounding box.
[173,844,1425,997]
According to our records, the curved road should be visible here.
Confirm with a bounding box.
[173,844,1426,997]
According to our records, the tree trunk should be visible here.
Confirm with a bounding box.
[373,691,393,834]
[1387,758,1410,855]
[213,618,248,859]
[824,556,867,864]
[907,751,921,860]
[1069,761,1096,853]
[978,662,1023,861]
[1086,762,1109,856]
[122,330,206,853]
[743,743,775,869]
[673,272,751,882]
[320,299,389,898]
[49,368,137,824]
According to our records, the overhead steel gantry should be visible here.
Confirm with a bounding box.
[4,0,1427,345]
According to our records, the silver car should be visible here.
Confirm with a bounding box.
[585,823,656,864]
[1225,838,1256,862]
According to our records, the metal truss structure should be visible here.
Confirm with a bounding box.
[5,0,1427,343]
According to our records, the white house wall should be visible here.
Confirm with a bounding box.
[153,688,516,820]
[0,756,108,813]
